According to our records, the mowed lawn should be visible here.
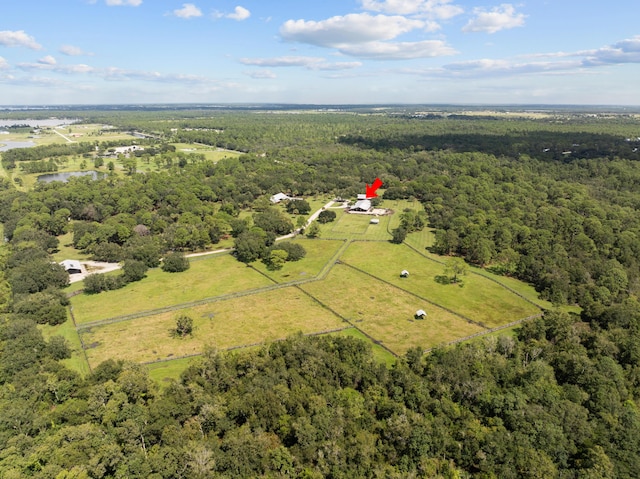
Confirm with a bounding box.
[251,238,344,283]
[339,242,541,328]
[327,212,392,240]
[81,286,346,365]
[70,254,273,324]
[300,265,484,355]
[341,242,540,328]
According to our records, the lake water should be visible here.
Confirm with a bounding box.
[0,140,36,152]
[37,171,103,183]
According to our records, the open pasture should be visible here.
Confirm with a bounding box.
[81,285,346,365]
[70,253,273,324]
[339,241,540,327]
[300,264,484,355]
[171,142,244,162]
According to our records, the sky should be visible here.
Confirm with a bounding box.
[1,1,639,106]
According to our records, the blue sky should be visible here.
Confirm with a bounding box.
[1,1,639,105]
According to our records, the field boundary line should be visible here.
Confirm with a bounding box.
[422,313,543,354]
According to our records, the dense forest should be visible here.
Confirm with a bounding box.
[2,108,640,477]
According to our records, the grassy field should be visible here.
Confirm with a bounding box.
[250,238,345,283]
[301,264,484,355]
[70,253,273,324]
[333,328,398,367]
[81,286,346,365]
[340,241,541,327]
[40,319,91,376]
[170,143,244,163]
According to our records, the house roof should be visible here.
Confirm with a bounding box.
[357,194,367,200]
[270,192,290,203]
[61,259,82,272]
[401,270,409,275]
[352,199,371,211]
[416,309,427,317]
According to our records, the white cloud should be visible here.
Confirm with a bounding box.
[244,70,277,79]
[240,56,363,71]
[60,45,93,56]
[0,30,42,50]
[172,3,202,19]
[241,56,326,67]
[105,0,142,6]
[227,6,250,21]
[339,40,456,59]
[280,13,424,47]
[463,4,526,34]
[361,0,463,19]
[0,57,9,70]
[582,36,640,66]
[38,55,57,65]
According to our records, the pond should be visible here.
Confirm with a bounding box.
[37,171,104,183]
[0,140,36,152]
[0,119,79,128]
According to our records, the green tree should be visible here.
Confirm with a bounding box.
[266,249,288,270]
[444,257,468,283]
[317,210,336,224]
[306,222,320,238]
[122,259,148,283]
[162,252,190,273]
[391,226,407,244]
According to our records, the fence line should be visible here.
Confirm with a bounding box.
[67,305,92,373]
[421,313,544,354]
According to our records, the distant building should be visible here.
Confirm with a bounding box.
[415,309,427,319]
[270,192,290,203]
[351,199,372,212]
[60,259,83,274]
[370,218,380,224]
[401,270,409,278]
[357,194,367,200]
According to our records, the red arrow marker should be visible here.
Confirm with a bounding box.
[366,178,383,198]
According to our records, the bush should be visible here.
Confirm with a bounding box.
[317,210,336,224]
[84,273,123,294]
[122,260,148,283]
[162,252,190,273]
[175,314,193,338]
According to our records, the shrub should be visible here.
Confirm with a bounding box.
[162,252,190,273]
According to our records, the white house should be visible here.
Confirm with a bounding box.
[270,192,290,204]
[60,259,83,274]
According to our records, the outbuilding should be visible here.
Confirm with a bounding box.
[415,309,427,320]
[370,218,380,224]
[61,259,83,274]
[400,270,409,278]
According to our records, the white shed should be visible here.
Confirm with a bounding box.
[415,309,427,319]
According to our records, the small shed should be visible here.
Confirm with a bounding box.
[370,218,380,224]
[61,259,82,274]
[400,270,409,278]
[415,309,427,320]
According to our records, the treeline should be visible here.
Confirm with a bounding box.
[1,309,640,477]
[1,142,95,168]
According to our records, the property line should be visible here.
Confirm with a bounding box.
[67,305,93,373]
[421,313,544,354]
